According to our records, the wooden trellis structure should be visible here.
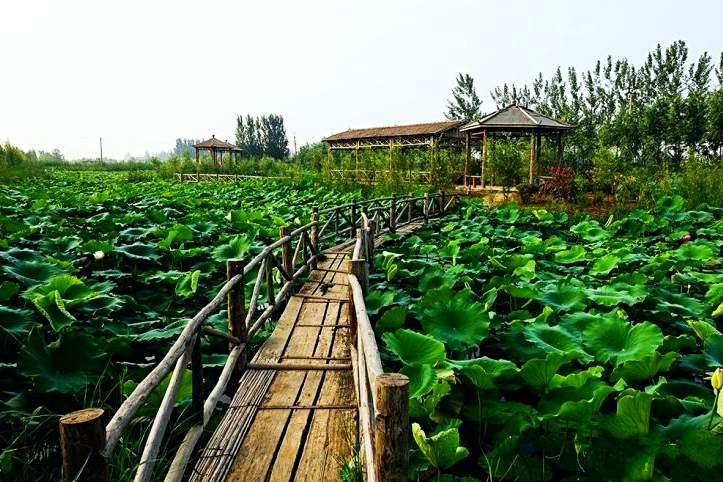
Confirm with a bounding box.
[323,121,466,182]
[193,135,242,168]
[460,102,575,187]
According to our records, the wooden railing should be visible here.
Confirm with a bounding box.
[58,192,461,482]
[329,169,432,185]
[346,191,460,481]
[174,173,288,182]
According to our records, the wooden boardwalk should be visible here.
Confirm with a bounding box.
[191,251,356,481]
[190,224,421,481]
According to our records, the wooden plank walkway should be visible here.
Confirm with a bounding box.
[190,223,422,481]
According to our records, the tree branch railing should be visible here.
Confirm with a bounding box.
[346,191,460,481]
[59,191,461,482]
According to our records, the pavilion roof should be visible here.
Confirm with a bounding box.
[460,103,574,132]
[324,120,465,142]
[193,135,241,150]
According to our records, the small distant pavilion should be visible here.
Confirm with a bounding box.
[193,135,242,167]
[460,102,574,187]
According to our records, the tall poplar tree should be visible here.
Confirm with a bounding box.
[445,73,483,121]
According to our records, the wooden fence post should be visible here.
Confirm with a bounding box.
[350,259,369,295]
[227,259,247,376]
[280,226,293,277]
[347,283,357,344]
[60,408,108,482]
[389,193,397,233]
[440,191,446,215]
[350,201,358,239]
[191,329,204,425]
[423,193,430,223]
[407,194,413,224]
[310,206,319,268]
[374,373,409,482]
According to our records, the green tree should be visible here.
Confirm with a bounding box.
[235,115,263,159]
[260,114,290,160]
[445,73,482,121]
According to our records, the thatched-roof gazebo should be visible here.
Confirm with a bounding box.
[460,102,575,187]
[193,135,242,167]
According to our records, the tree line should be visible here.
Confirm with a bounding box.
[235,114,289,160]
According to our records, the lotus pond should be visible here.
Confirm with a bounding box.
[0,171,360,478]
[370,196,723,481]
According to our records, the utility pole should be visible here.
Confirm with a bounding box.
[99,137,103,162]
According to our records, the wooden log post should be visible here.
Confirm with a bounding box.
[389,193,397,234]
[310,206,319,268]
[350,259,369,296]
[440,191,446,215]
[191,329,204,425]
[350,201,358,239]
[347,283,357,345]
[366,224,375,271]
[374,373,409,482]
[227,259,247,378]
[60,408,108,482]
[280,226,293,277]
[407,193,413,224]
[423,193,430,223]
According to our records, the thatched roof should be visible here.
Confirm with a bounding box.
[324,120,465,142]
[194,135,241,150]
[460,103,574,132]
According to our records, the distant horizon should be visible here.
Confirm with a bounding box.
[2,0,721,160]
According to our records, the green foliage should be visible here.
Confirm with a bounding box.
[445,73,482,121]
[368,198,723,480]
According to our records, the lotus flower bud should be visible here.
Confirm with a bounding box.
[711,368,723,391]
[93,251,105,260]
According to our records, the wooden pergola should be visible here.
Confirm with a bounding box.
[324,120,465,167]
[193,135,242,168]
[460,102,575,187]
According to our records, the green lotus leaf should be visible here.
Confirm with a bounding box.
[115,242,162,261]
[365,290,396,316]
[654,288,704,319]
[38,236,82,255]
[687,320,720,341]
[672,242,714,263]
[80,240,114,254]
[118,226,157,240]
[539,378,618,421]
[704,284,723,318]
[611,351,680,383]
[571,220,610,242]
[158,224,194,250]
[523,323,592,363]
[211,235,252,262]
[677,429,723,468]
[0,306,35,345]
[136,319,188,341]
[382,329,446,366]
[702,334,723,367]
[662,334,698,353]
[122,368,193,408]
[455,357,518,390]
[519,352,570,391]
[2,260,66,287]
[495,208,519,224]
[589,254,621,276]
[175,270,201,297]
[17,329,108,393]
[513,260,537,281]
[549,365,605,390]
[583,317,663,365]
[412,421,469,470]
[554,245,587,264]
[419,267,458,293]
[401,364,437,398]
[656,195,684,213]
[585,283,648,307]
[538,283,586,312]
[603,390,653,439]
[419,289,490,352]
[375,306,408,334]
[25,275,99,331]
[0,281,19,301]
[439,241,460,263]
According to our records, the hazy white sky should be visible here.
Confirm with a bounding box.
[1,0,721,160]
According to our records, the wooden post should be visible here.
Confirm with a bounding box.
[556,132,564,167]
[407,194,413,224]
[350,259,369,295]
[350,201,358,238]
[374,373,409,482]
[464,132,470,187]
[280,226,293,277]
[389,193,397,234]
[60,408,108,482]
[347,283,357,344]
[529,132,537,184]
[227,259,247,373]
[440,190,446,215]
[310,206,319,266]
[481,130,487,188]
[191,329,204,425]
[423,193,429,223]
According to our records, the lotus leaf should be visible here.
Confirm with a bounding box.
[611,351,680,382]
[538,283,586,312]
[519,352,570,391]
[401,364,437,398]
[412,421,469,470]
[522,323,592,363]
[375,306,407,334]
[604,390,653,439]
[555,245,587,264]
[175,270,201,297]
[584,317,663,365]
[115,242,162,261]
[419,289,489,353]
[382,329,446,365]
[17,329,107,393]
[585,283,648,307]
[0,281,19,301]
[589,254,621,276]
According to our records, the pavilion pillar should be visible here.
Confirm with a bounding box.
[490,134,496,186]
[556,132,563,166]
[529,132,537,184]
[464,132,470,187]
[481,130,487,188]
[536,132,542,176]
